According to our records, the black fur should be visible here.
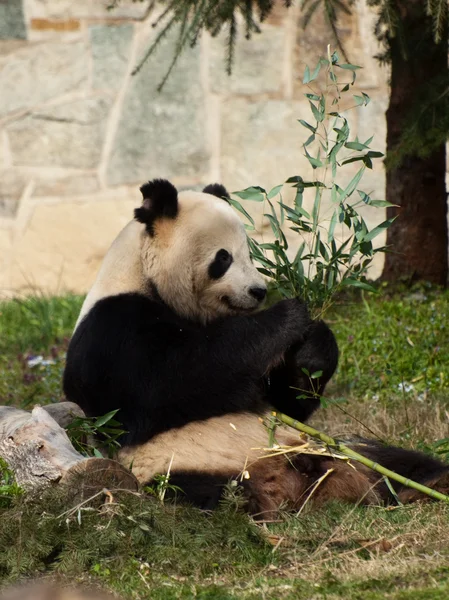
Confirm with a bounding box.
[208,249,233,280]
[202,183,230,202]
[161,472,234,510]
[135,179,178,235]
[266,320,339,421]
[350,439,449,502]
[64,293,322,445]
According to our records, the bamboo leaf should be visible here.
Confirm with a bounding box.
[345,141,368,151]
[341,166,365,199]
[338,63,362,71]
[94,410,120,428]
[232,186,265,201]
[341,155,366,166]
[228,197,255,226]
[298,119,317,133]
[303,65,311,83]
[367,199,398,208]
[328,209,338,242]
[309,100,324,123]
[305,93,320,101]
[304,146,323,169]
[341,278,377,292]
[363,217,397,242]
[267,184,283,200]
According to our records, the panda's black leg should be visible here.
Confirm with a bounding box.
[265,320,339,422]
[155,472,231,510]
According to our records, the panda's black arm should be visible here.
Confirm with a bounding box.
[200,297,312,377]
[263,320,339,422]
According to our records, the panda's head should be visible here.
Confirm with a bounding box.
[80,179,266,326]
[135,179,266,323]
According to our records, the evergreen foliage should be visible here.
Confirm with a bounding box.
[132,0,293,87]
[0,488,268,581]
[136,0,449,166]
[0,459,22,509]
[365,0,449,167]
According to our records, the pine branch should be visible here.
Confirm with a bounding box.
[323,0,350,62]
[227,13,238,75]
[132,0,294,85]
[432,0,448,43]
[300,0,352,63]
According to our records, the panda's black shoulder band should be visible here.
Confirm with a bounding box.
[203,183,230,203]
[135,179,178,234]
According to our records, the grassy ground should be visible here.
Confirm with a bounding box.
[0,287,449,599]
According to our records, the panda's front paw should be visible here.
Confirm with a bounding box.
[275,298,311,343]
[287,320,339,394]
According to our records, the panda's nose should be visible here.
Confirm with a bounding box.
[249,286,267,302]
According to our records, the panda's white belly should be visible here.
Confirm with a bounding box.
[117,411,303,483]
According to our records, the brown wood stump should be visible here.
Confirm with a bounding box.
[0,402,138,500]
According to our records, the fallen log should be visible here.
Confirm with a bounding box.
[0,403,138,499]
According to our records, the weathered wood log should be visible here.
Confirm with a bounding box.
[0,403,138,498]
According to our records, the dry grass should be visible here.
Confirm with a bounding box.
[312,384,449,446]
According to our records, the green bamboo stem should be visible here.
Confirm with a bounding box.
[279,413,449,503]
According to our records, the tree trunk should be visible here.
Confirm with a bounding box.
[381,0,448,286]
[0,403,138,499]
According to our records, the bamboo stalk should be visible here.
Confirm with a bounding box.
[278,413,449,503]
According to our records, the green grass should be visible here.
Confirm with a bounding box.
[331,287,449,401]
[1,288,449,599]
[0,295,83,407]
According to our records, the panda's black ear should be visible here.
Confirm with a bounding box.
[135,179,178,235]
[202,183,230,203]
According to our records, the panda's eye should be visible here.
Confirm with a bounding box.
[208,249,233,279]
[216,249,231,262]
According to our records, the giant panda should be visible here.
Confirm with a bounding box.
[63,179,449,516]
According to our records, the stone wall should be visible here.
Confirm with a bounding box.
[0,0,393,296]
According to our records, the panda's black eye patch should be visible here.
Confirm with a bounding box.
[208,249,233,279]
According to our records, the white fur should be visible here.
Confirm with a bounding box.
[118,412,301,483]
[76,189,265,328]
[75,220,146,328]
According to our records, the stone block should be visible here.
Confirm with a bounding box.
[0,169,27,218]
[33,173,99,197]
[209,24,285,95]
[0,40,88,117]
[90,24,134,92]
[30,18,80,32]
[0,40,28,58]
[293,6,386,96]
[9,190,138,294]
[355,95,387,153]
[0,131,11,169]
[0,167,99,208]
[220,98,311,193]
[0,228,12,295]
[24,0,152,20]
[0,0,26,40]
[293,9,333,96]
[106,28,209,186]
[7,96,112,169]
